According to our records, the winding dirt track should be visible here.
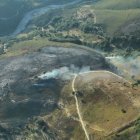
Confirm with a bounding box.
[72,74,90,140]
[72,70,131,140]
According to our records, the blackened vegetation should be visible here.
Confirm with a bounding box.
[76,91,84,97]
[0,46,111,139]
[0,118,58,140]
[75,91,86,104]
[132,80,140,87]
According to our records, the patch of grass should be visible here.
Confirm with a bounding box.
[95,9,140,35]
[74,72,140,135]
[93,0,140,10]
[0,37,78,59]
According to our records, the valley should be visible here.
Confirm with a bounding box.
[0,0,140,140]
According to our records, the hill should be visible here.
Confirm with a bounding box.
[92,0,140,36]
[0,44,140,139]
[41,71,140,140]
[0,45,113,139]
[0,1,140,139]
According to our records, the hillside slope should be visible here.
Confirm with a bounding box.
[94,0,140,10]
[0,45,113,139]
[93,0,140,35]
[0,1,140,139]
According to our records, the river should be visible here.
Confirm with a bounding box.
[12,0,83,36]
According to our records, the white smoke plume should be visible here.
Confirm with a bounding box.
[38,65,90,80]
[106,56,140,79]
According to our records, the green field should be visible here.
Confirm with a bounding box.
[0,37,79,59]
[90,0,140,35]
[95,9,140,35]
[93,0,140,10]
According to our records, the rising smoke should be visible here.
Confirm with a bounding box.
[106,56,140,79]
[38,65,90,80]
